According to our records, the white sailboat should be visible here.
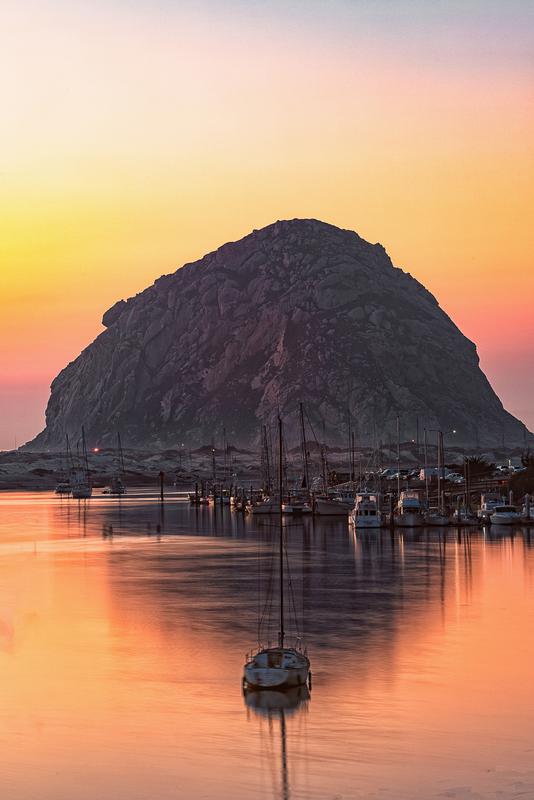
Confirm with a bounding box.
[243,417,311,691]
[104,433,127,495]
[71,427,92,499]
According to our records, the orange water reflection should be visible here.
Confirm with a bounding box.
[1,492,534,799]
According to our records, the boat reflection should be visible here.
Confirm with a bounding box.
[244,686,310,800]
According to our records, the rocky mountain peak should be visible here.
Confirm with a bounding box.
[26,219,529,450]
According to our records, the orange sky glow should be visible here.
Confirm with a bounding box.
[1,0,533,448]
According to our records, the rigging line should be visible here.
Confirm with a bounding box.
[258,533,277,641]
[284,539,301,640]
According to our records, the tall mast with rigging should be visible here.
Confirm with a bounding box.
[278,415,285,650]
[299,402,309,490]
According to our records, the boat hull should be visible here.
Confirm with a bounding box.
[350,513,382,528]
[243,647,310,690]
[425,514,450,527]
[314,499,349,516]
[72,487,92,499]
[490,513,521,525]
[394,512,424,527]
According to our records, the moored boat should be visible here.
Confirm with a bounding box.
[243,416,311,692]
[350,493,382,528]
[490,505,521,525]
[395,490,424,527]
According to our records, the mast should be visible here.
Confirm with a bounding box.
[66,433,73,472]
[299,402,309,490]
[81,426,89,483]
[211,438,216,484]
[223,427,228,485]
[117,431,125,475]
[347,410,353,483]
[396,415,401,502]
[278,416,285,650]
[423,428,429,506]
[262,425,272,493]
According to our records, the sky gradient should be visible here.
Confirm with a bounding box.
[1,0,533,449]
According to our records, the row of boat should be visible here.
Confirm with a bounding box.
[190,487,534,527]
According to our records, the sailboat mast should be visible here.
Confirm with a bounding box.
[396,415,401,501]
[278,415,285,649]
[118,431,124,474]
[299,402,309,490]
[438,431,442,514]
[81,426,89,482]
[423,428,429,506]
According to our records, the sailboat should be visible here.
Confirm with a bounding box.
[243,416,311,691]
[55,434,73,495]
[71,427,92,499]
[105,432,126,495]
[425,431,450,526]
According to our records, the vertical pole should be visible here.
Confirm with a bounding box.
[159,470,164,502]
[278,416,284,650]
[424,428,429,507]
[396,415,401,502]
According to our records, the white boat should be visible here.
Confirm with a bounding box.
[70,427,93,499]
[490,505,521,525]
[477,493,505,521]
[105,475,126,495]
[314,494,350,516]
[244,646,310,689]
[282,493,312,515]
[350,493,382,528]
[521,496,534,523]
[71,471,92,499]
[244,417,310,692]
[394,490,424,527]
[105,433,127,495]
[248,497,277,515]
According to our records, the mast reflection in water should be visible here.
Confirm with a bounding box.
[244,686,310,800]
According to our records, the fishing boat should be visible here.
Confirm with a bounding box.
[394,490,424,527]
[350,493,382,528]
[243,417,311,691]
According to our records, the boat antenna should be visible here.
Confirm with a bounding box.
[278,415,285,649]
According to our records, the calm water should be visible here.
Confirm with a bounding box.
[1,490,534,800]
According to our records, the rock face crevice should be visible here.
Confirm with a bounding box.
[27,219,529,449]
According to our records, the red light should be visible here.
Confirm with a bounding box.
[93,447,100,453]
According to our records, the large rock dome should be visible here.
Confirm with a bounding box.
[27,219,529,450]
